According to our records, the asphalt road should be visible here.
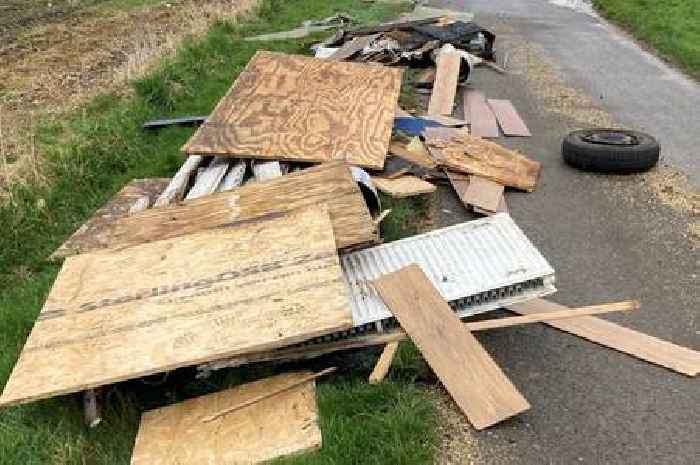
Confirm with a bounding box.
[421,1,700,463]
[430,0,700,188]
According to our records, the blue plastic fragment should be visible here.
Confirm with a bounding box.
[393,117,446,136]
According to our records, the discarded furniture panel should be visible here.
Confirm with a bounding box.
[0,207,352,407]
[488,99,531,137]
[200,300,639,373]
[424,128,541,191]
[428,45,461,116]
[49,178,170,261]
[373,265,530,429]
[342,213,556,327]
[110,162,377,251]
[131,372,322,465]
[508,299,700,377]
[372,175,436,198]
[463,89,499,138]
[182,51,402,170]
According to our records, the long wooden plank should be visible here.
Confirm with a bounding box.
[185,157,229,200]
[131,372,322,465]
[49,178,170,261]
[508,298,700,377]
[0,207,353,407]
[462,175,504,212]
[388,139,437,169]
[154,155,203,207]
[372,265,530,429]
[487,99,531,137]
[200,300,641,372]
[428,47,461,116]
[182,51,402,170]
[110,161,376,251]
[425,130,541,191]
[371,176,436,198]
[463,89,499,138]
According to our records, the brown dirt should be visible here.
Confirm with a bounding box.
[0,0,259,193]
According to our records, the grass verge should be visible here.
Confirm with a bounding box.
[0,1,438,464]
[593,0,700,79]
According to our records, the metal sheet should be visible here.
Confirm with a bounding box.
[341,213,556,326]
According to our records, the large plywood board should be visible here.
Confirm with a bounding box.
[182,51,402,169]
[131,372,321,465]
[0,207,352,407]
[509,298,700,377]
[110,162,376,251]
[372,265,530,429]
[50,178,169,261]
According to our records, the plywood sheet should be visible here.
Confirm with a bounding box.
[182,51,402,170]
[425,130,541,191]
[110,162,376,251]
[463,89,499,138]
[462,175,504,212]
[50,178,170,261]
[508,298,700,377]
[388,138,437,169]
[487,99,531,137]
[428,47,461,116]
[372,265,530,429]
[0,207,353,407]
[372,176,436,198]
[131,372,321,465]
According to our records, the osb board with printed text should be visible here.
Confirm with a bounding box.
[182,51,402,169]
[0,207,352,407]
[131,372,321,465]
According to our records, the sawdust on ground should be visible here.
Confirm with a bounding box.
[0,0,258,194]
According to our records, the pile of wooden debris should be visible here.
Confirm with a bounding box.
[1,7,698,465]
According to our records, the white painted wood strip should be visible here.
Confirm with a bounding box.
[185,157,229,200]
[253,161,283,183]
[154,155,203,207]
[217,160,247,192]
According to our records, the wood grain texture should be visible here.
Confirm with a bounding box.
[372,265,530,429]
[49,178,170,261]
[131,372,321,465]
[389,138,437,169]
[425,129,541,191]
[463,89,499,138]
[462,175,504,212]
[369,342,399,384]
[110,162,376,251]
[487,99,531,137]
[428,47,461,116]
[508,298,700,377]
[182,51,402,169]
[371,175,436,198]
[0,208,352,407]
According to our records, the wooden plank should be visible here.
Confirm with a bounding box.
[217,159,247,192]
[154,155,203,207]
[371,176,436,198]
[0,207,353,407]
[200,300,641,372]
[372,265,530,429]
[487,99,531,137]
[182,51,402,170]
[49,178,170,261]
[252,161,283,182]
[462,175,504,212]
[369,342,399,384]
[131,372,322,465]
[508,298,700,377]
[425,130,541,191]
[445,170,471,209]
[185,157,229,200]
[388,138,437,169]
[109,162,376,251]
[463,89,499,138]
[428,47,461,116]
[474,195,508,216]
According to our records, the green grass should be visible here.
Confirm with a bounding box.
[0,1,439,464]
[593,0,700,78]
